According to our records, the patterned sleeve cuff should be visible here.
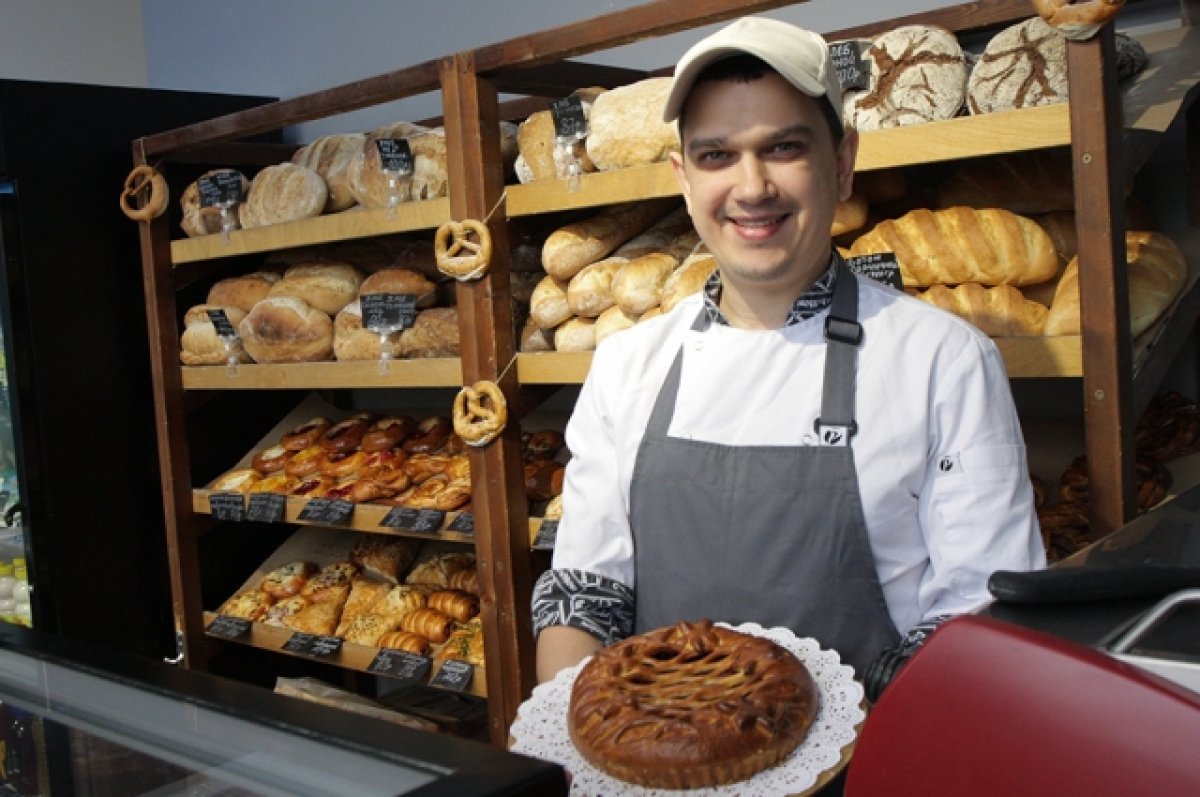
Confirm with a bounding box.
[531,568,635,646]
[897,614,953,655]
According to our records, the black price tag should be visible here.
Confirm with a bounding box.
[550,94,588,140]
[368,649,433,683]
[431,659,474,692]
[207,615,251,639]
[205,308,239,339]
[447,512,475,534]
[198,171,244,207]
[829,40,871,92]
[381,507,445,533]
[246,492,287,523]
[208,492,246,522]
[297,498,354,524]
[361,293,418,332]
[846,252,904,291]
[375,138,414,174]
[283,633,343,658]
[532,519,559,550]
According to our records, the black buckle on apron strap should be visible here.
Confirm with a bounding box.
[824,314,862,345]
[813,418,857,445]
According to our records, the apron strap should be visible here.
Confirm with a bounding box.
[815,259,861,446]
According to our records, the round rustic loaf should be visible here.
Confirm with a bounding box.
[207,271,280,314]
[291,133,366,213]
[180,304,251,365]
[843,25,968,130]
[967,18,1068,115]
[238,296,334,363]
[585,78,678,171]
[333,300,403,361]
[268,261,364,315]
[239,163,328,228]
[180,168,248,237]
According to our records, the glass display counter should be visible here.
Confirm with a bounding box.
[0,625,565,796]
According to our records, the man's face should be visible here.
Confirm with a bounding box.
[671,71,857,292]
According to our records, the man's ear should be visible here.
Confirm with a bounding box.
[835,128,859,203]
[669,150,693,213]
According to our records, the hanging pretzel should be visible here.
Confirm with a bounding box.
[452,380,507,447]
[1030,0,1125,40]
[119,165,169,222]
[434,219,493,281]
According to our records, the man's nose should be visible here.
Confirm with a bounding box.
[732,156,774,202]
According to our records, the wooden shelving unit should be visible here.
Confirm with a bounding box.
[133,0,1200,745]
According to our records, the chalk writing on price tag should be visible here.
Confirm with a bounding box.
[368,649,433,683]
[207,616,251,639]
[431,659,474,692]
[246,493,286,523]
[550,94,588,139]
[845,252,903,290]
[447,512,475,534]
[209,492,246,522]
[381,507,445,533]
[361,293,417,332]
[376,138,414,174]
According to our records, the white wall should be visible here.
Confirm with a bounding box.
[0,0,146,86]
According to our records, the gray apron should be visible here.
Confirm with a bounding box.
[628,261,900,676]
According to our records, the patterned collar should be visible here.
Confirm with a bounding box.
[701,252,840,328]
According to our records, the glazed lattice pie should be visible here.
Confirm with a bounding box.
[567,619,818,789]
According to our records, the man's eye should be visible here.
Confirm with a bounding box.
[769,141,805,157]
[695,150,729,165]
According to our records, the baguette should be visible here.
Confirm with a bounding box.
[530,275,572,330]
[541,199,679,280]
[915,283,1048,337]
[594,305,639,346]
[848,206,1058,287]
[1044,231,1188,338]
[554,316,597,352]
[660,249,717,313]
[567,257,626,318]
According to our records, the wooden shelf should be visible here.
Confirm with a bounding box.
[170,198,451,264]
[181,358,464,390]
[201,611,488,698]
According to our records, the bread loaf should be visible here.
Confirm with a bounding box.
[238,296,334,363]
[554,317,597,352]
[1045,231,1188,337]
[530,275,573,330]
[398,307,460,358]
[661,249,718,313]
[612,252,679,316]
[180,304,251,365]
[520,317,556,352]
[207,271,280,313]
[359,268,437,308]
[268,261,364,315]
[239,163,328,228]
[567,257,626,318]
[180,168,248,237]
[832,193,869,237]
[848,207,1059,287]
[967,18,1068,115]
[585,78,678,171]
[595,305,639,346]
[515,87,605,183]
[843,26,968,130]
[291,133,366,213]
[333,300,403,361]
[915,283,1048,336]
[542,199,679,280]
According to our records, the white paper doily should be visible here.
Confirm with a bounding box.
[510,623,865,796]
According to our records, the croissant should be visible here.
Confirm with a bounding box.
[915,283,1048,337]
[448,567,481,596]
[376,630,431,656]
[400,607,456,643]
[427,589,480,623]
[849,206,1058,287]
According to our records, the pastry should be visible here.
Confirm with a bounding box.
[436,617,485,666]
[406,551,476,588]
[427,589,480,623]
[320,417,370,454]
[300,561,359,603]
[568,619,817,789]
[376,630,431,655]
[349,535,422,584]
[334,577,391,637]
[399,606,456,643]
[219,590,273,621]
[402,416,453,454]
[260,561,317,600]
[209,468,261,494]
[280,417,332,451]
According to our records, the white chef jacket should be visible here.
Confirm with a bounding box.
[550,271,1046,636]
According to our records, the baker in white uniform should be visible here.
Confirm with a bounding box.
[533,16,1045,687]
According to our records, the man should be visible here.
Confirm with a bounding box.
[533,16,1045,685]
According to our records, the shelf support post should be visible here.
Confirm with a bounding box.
[439,51,537,744]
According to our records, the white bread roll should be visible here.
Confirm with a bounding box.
[207,271,280,314]
[291,133,366,213]
[585,78,678,171]
[1045,231,1187,338]
[268,261,364,315]
[239,163,328,228]
[530,275,572,330]
[848,207,1058,287]
[180,168,248,237]
[238,297,334,363]
[594,305,639,346]
[553,316,596,352]
[915,283,1048,337]
[180,304,251,365]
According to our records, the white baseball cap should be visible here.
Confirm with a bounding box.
[663,16,843,126]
